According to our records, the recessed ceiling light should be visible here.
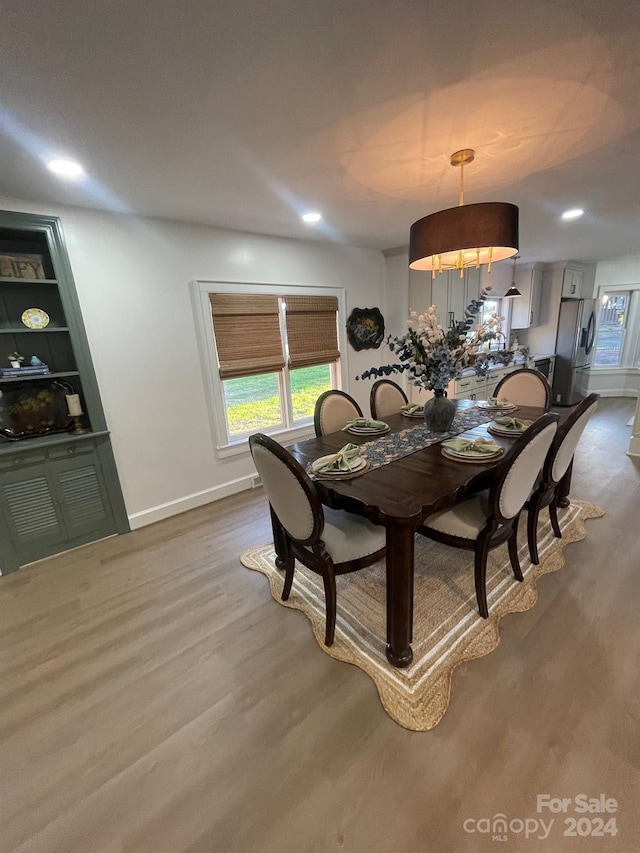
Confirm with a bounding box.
[561,208,584,220]
[301,212,322,223]
[47,159,85,178]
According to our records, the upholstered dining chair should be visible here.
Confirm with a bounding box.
[417,413,558,618]
[313,389,363,437]
[526,393,599,565]
[493,367,552,410]
[370,379,408,420]
[249,433,386,646]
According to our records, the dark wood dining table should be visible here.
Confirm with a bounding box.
[287,400,564,668]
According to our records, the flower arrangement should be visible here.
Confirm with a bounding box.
[356,288,505,392]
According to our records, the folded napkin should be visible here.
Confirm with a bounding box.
[489,396,512,407]
[493,416,532,431]
[342,417,387,431]
[443,437,502,455]
[401,404,423,414]
[310,443,360,474]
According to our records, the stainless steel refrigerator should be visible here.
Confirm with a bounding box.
[552,298,596,406]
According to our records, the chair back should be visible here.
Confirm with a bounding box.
[547,393,599,486]
[494,367,551,409]
[314,390,363,436]
[370,379,408,419]
[249,433,322,544]
[490,413,559,522]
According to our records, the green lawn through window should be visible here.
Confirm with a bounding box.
[224,365,332,435]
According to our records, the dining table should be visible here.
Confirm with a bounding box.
[286,400,569,669]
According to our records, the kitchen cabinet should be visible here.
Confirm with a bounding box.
[511,266,543,329]
[0,210,129,575]
[561,266,583,298]
[428,268,481,327]
[452,364,519,401]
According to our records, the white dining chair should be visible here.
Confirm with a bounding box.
[493,367,551,409]
[313,390,363,436]
[370,379,408,420]
[418,413,558,618]
[249,432,385,645]
[527,393,598,564]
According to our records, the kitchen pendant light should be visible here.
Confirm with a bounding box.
[409,149,519,278]
[504,255,522,298]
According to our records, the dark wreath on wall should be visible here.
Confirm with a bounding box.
[346,307,385,351]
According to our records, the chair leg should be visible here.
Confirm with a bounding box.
[549,496,562,539]
[474,537,491,619]
[281,546,295,601]
[508,516,524,581]
[527,500,541,566]
[322,565,337,646]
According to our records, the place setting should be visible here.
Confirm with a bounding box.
[400,403,424,419]
[476,396,518,413]
[341,417,390,436]
[307,443,370,480]
[440,436,505,464]
[487,415,533,438]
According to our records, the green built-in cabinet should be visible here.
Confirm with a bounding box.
[0,210,129,574]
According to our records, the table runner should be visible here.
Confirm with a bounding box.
[352,405,495,472]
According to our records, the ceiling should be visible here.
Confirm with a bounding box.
[1,0,639,264]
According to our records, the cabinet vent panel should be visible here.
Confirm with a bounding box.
[2,478,59,538]
[58,466,108,525]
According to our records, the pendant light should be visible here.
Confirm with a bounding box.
[504,255,522,298]
[409,149,519,278]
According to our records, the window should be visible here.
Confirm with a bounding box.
[480,297,507,350]
[199,287,344,447]
[594,292,629,367]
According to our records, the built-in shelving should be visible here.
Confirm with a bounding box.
[0,209,129,575]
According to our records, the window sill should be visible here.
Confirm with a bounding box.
[591,366,640,374]
[216,422,316,458]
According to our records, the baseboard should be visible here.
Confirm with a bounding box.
[128,475,253,529]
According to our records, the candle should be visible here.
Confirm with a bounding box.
[66,394,83,417]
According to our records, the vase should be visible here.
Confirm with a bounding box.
[423,389,456,432]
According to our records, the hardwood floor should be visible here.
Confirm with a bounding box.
[0,398,638,853]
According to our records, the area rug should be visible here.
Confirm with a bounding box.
[241,500,604,731]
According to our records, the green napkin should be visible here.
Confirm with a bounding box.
[489,396,512,407]
[401,404,423,414]
[494,416,532,431]
[310,443,360,474]
[342,418,387,431]
[443,437,502,455]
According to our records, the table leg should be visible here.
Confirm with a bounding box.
[270,505,286,570]
[557,459,573,508]
[385,523,415,668]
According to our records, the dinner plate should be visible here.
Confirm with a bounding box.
[346,424,390,435]
[401,408,424,419]
[477,400,517,411]
[487,424,526,438]
[441,446,504,464]
[311,455,368,476]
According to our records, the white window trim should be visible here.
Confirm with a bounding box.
[190,279,349,457]
[592,284,640,371]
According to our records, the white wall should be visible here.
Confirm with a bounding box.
[0,196,385,527]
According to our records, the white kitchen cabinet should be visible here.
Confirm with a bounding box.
[511,266,543,329]
[561,266,583,298]
[428,268,481,328]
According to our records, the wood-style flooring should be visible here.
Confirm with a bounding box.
[0,397,638,853]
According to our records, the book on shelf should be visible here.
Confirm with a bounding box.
[0,365,51,377]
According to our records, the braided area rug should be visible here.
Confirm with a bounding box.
[241,500,604,731]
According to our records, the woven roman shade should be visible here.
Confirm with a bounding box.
[285,295,340,369]
[209,293,285,379]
